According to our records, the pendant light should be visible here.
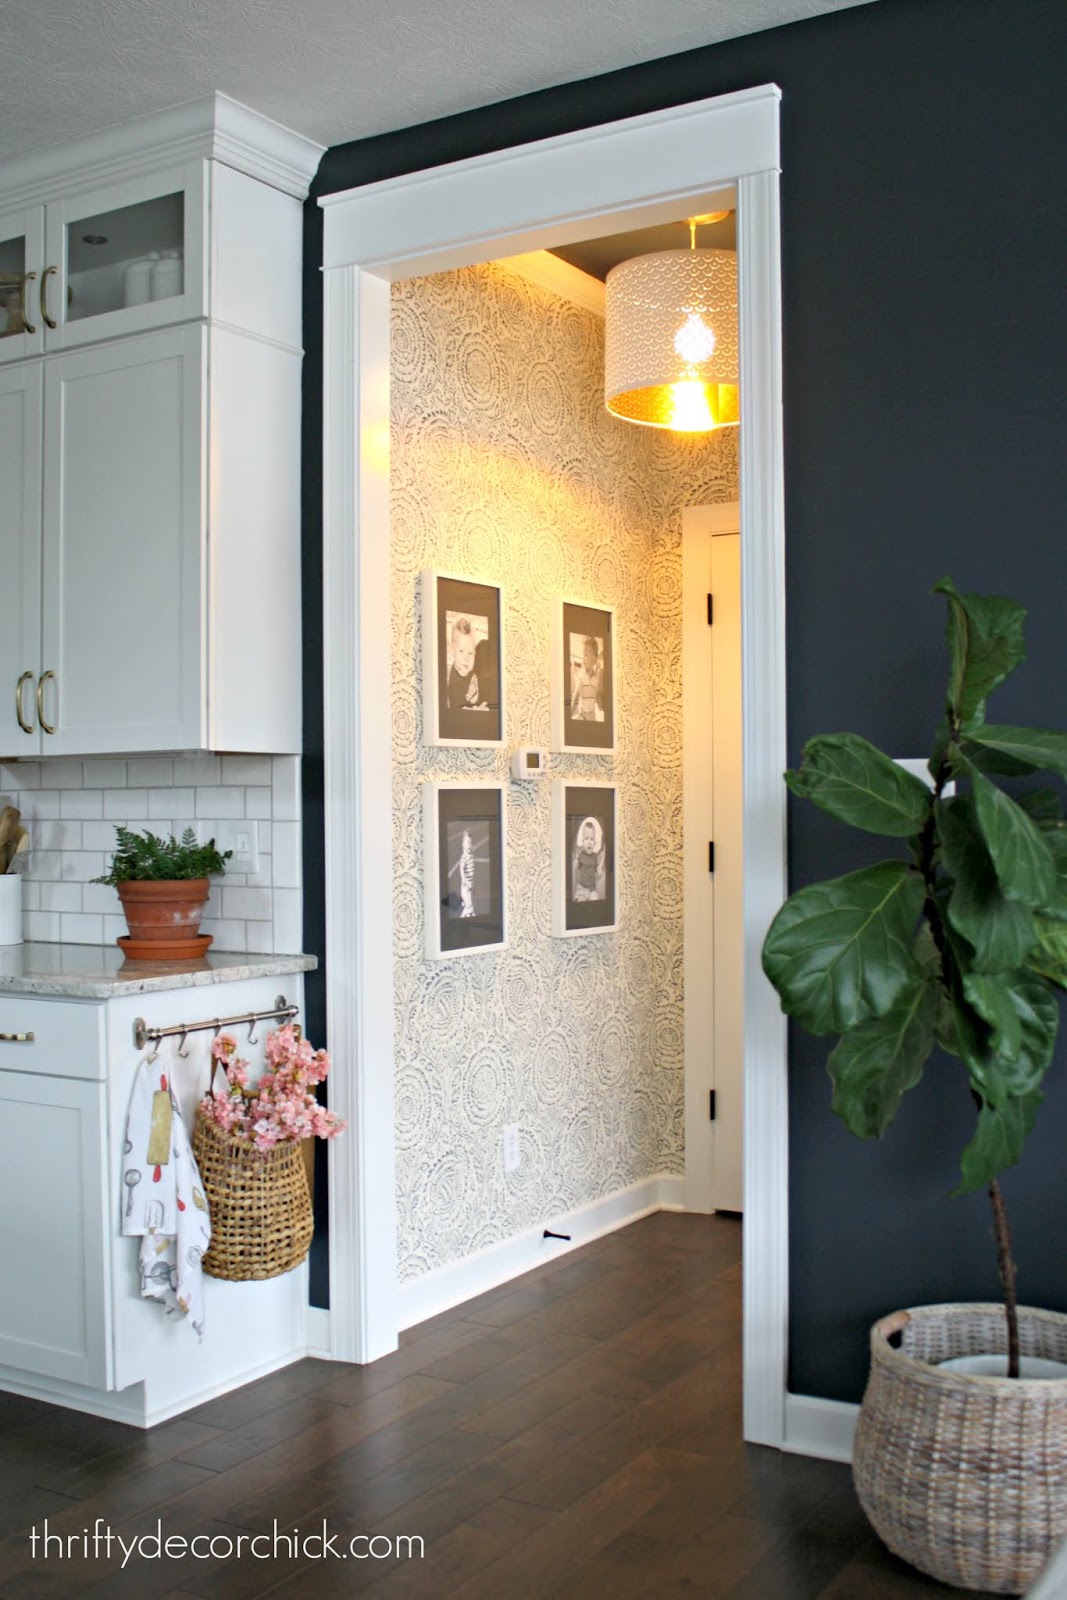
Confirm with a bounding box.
[604,214,738,433]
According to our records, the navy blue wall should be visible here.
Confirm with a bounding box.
[303,0,1067,1394]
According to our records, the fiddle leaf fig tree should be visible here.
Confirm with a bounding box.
[762,578,1067,1376]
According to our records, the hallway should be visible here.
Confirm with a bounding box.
[0,1213,991,1597]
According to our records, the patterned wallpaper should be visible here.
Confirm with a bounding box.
[391,260,738,1282]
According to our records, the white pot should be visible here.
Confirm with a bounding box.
[939,1353,1067,1379]
[0,873,22,945]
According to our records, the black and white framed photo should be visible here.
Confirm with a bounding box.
[421,570,504,746]
[552,781,617,936]
[551,599,615,753]
[423,782,507,958]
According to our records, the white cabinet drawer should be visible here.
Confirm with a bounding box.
[0,997,104,1079]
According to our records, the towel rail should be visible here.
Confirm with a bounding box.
[133,995,298,1053]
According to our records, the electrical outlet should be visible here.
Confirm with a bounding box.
[210,819,260,873]
[502,1124,521,1174]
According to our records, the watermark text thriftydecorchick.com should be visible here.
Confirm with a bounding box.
[29,1519,425,1569]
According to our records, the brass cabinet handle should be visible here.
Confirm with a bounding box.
[0,1032,34,1043]
[16,670,34,734]
[40,265,58,330]
[37,670,56,735]
[21,271,36,335]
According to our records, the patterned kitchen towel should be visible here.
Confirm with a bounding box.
[122,1055,211,1340]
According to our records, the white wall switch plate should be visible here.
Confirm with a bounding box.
[212,819,260,873]
[502,1123,521,1174]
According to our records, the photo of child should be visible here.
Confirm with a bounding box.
[445,819,491,920]
[568,633,605,722]
[570,816,606,902]
[445,610,490,711]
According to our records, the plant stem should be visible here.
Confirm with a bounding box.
[988,1178,1020,1378]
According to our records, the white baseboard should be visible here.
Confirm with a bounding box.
[783,1392,859,1463]
[306,1305,332,1358]
[397,1173,686,1332]
[0,1346,308,1429]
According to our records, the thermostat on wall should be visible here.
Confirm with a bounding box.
[510,747,548,781]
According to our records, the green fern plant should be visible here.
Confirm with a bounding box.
[762,578,1067,1375]
[95,826,232,885]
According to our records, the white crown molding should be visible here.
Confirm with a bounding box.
[500,250,605,317]
[0,92,323,209]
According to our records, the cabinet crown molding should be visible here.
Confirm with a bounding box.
[0,92,324,209]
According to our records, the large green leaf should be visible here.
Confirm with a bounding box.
[1027,916,1067,989]
[938,797,1038,971]
[956,1093,1043,1195]
[762,861,924,1036]
[786,734,933,838]
[827,973,938,1138]
[933,577,1026,731]
[965,725,1067,778]
[1016,789,1064,826]
[960,969,1058,1109]
[969,768,1057,907]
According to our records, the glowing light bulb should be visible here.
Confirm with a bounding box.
[667,380,716,433]
[673,312,716,365]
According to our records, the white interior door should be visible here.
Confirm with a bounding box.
[0,361,43,756]
[40,324,205,754]
[683,504,743,1213]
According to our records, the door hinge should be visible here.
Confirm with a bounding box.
[707,593,714,625]
[708,840,715,874]
[709,1090,717,1121]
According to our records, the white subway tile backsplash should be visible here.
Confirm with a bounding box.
[221,885,273,921]
[271,821,301,888]
[43,759,84,789]
[195,787,246,819]
[60,911,104,944]
[25,910,60,941]
[106,788,147,818]
[60,790,104,819]
[128,758,175,787]
[40,882,82,914]
[221,755,273,786]
[83,759,127,788]
[272,757,300,821]
[9,753,301,955]
[246,787,272,820]
[272,888,303,954]
[173,755,221,786]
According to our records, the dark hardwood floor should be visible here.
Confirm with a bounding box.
[0,1213,997,1598]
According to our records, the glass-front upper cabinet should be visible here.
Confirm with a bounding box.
[0,204,45,362]
[0,162,207,363]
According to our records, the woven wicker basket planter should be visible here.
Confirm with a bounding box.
[853,1304,1067,1595]
[193,1112,313,1282]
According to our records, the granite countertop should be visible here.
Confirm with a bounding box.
[0,943,318,1000]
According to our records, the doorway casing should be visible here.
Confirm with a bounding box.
[319,83,788,1448]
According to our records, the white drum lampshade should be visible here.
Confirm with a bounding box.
[604,247,739,432]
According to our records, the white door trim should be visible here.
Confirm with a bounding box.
[320,85,789,1447]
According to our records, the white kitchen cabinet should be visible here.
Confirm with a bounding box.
[0,95,321,758]
[0,952,316,1426]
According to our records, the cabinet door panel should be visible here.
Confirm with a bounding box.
[0,362,42,756]
[42,161,206,352]
[41,327,206,754]
[0,1070,111,1387]
[0,201,45,365]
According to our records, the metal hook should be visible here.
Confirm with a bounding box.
[247,1015,259,1045]
[177,1027,190,1058]
[212,1017,222,1039]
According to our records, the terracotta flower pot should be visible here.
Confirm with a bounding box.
[116,878,212,960]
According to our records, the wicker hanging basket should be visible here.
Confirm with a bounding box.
[853,1303,1067,1595]
[193,1110,313,1282]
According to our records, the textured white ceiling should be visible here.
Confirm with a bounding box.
[1,0,877,166]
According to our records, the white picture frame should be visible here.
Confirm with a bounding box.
[421,569,506,747]
[552,780,618,936]
[423,781,508,959]
[550,597,616,755]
